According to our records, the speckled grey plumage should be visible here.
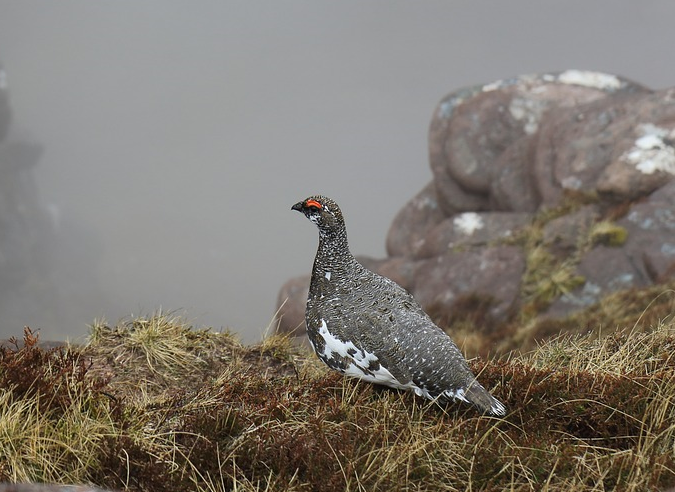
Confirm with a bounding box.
[291,195,506,416]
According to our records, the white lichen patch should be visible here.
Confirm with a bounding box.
[560,281,601,308]
[482,80,503,92]
[561,176,583,190]
[438,100,454,119]
[662,243,675,256]
[608,273,635,291]
[621,123,675,175]
[415,194,437,210]
[438,91,475,119]
[557,70,622,91]
[509,97,546,134]
[454,212,484,236]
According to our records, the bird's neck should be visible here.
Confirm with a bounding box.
[312,227,356,275]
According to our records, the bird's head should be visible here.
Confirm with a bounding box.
[291,195,345,235]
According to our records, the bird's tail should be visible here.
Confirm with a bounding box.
[464,381,506,416]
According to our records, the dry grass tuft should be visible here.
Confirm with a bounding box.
[508,283,675,353]
[85,311,241,396]
[0,328,120,484]
[1,313,674,491]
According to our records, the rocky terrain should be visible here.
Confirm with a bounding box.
[277,70,675,354]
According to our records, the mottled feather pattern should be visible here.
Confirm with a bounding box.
[292,195,506,416]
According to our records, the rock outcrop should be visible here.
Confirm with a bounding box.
[277,71,675,351]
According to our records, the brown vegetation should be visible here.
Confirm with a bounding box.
[1,310,674,491]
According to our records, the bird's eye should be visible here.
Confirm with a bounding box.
[308,205,319,212]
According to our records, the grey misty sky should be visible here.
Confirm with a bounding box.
[0,1,673,342]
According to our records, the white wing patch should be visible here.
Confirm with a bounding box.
[312,320,489,407]
[316,319,433,398]
[317,318,357,359]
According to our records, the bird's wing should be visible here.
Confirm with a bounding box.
[339,303,475,395]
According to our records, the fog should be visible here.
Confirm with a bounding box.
[0,1,674,343]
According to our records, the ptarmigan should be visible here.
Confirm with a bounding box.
[291,195,506,416]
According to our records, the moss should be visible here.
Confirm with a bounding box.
[588,220,629,247]
[502,193,600,320]
[521,245,586,315]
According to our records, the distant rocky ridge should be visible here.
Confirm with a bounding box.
[276,70,675,351]
[0,61,106,336]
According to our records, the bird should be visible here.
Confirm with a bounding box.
[291,195,506,416]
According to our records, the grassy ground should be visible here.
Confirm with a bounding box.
[1,310,674,491]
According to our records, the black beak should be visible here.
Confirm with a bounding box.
[291,202,304,212]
